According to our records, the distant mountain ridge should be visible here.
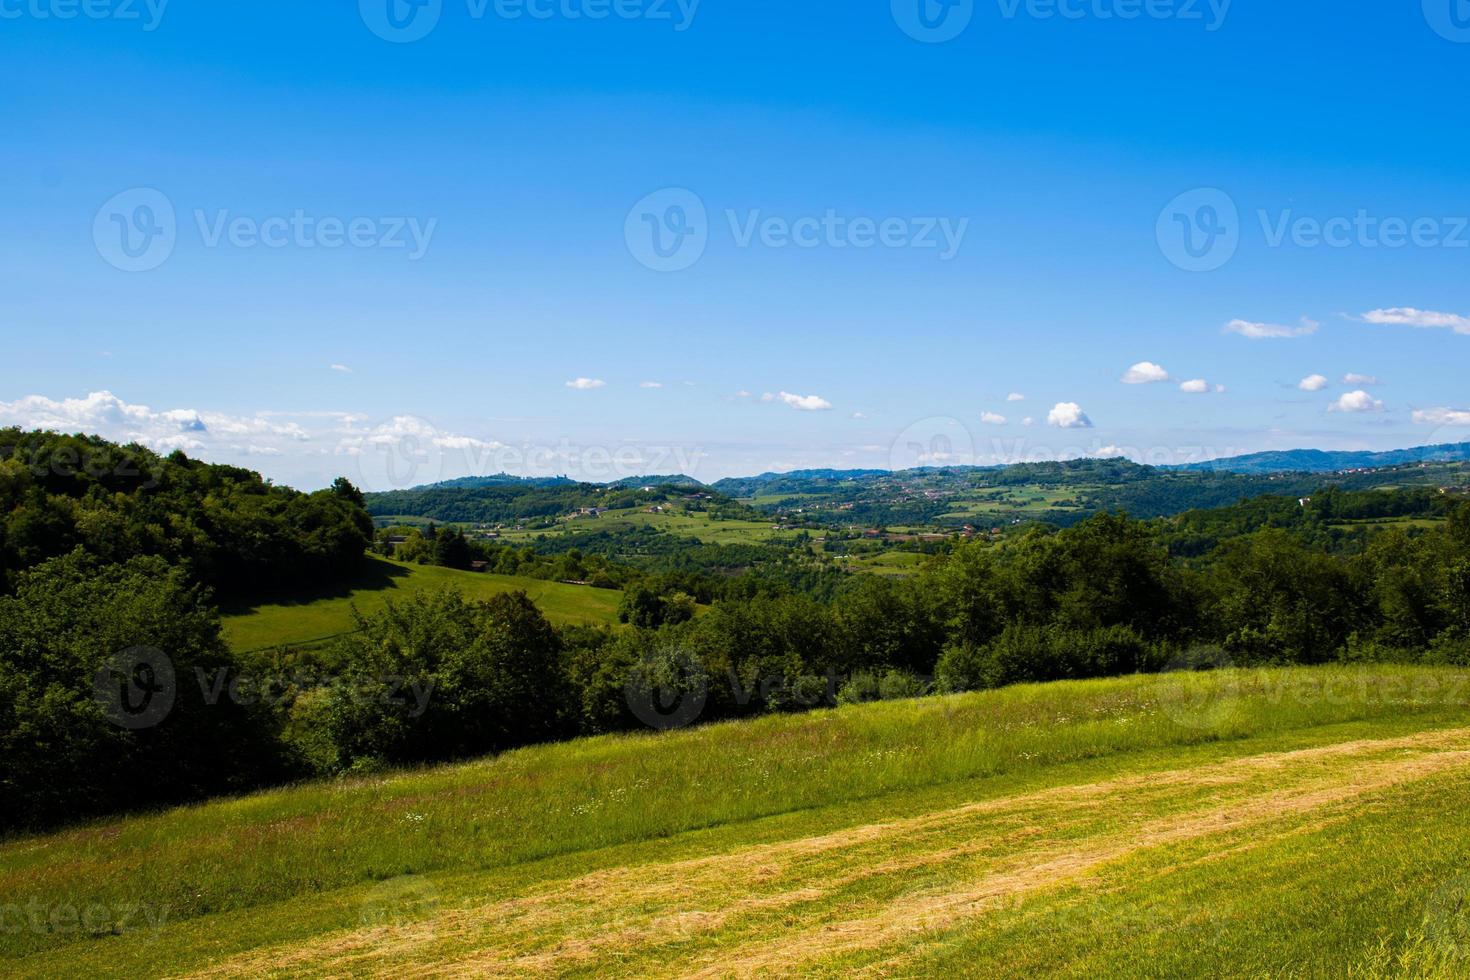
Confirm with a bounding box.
[399,443,1470,493]
[1178,442,1470,475]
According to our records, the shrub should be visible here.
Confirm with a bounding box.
[935,624,1152,693]
[320,589,572,769]
[0,550,282,831]
[837,669,932,705]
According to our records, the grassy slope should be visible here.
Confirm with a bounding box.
[5,666,1470,976]
[219,555,621,652]
[492,507,806,547]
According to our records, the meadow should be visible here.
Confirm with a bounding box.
[219,555,622,652]
[5,664,1470,976]
[840,550,931,577]
[489,507,807,548]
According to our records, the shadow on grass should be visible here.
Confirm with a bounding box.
[219,556,412,617]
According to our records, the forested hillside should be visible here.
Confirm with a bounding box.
[0,429,373,597]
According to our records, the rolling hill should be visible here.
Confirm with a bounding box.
[6,664,1470,976]
[219,555,622,652]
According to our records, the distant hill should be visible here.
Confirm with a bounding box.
[712,469,890,497]
[367,444,1470,527]
[604,474,707,489]
[406,474,708,492]
[1180,442,1470,475]
[409,474,582,491]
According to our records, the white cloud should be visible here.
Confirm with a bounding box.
[565,378,606,390]
[980,411,1007,425]
[1047,402,1093,429]
[336,416,509,476]
[1179,379,1211,394]
[850,411,868,420]
[1330,390,1384,413]
[1225,317,1319,340]
[330,364,352,374]
[0,390,317,457]
[770,391,833,412]
[1358,308,1470,334]
[1342,373,1382,386]
[1006,392,1026,402]
[1413,407,1470,427]
[639,381,663,389]
[1022,417,1035,427]
[1298,374,1329,392]
[1121,361,1170,385]
[736,390,752,398]
[432,434,504,451]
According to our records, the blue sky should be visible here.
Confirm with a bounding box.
[4,0,1469,489]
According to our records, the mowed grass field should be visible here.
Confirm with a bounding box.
[219,556,621,652]
[5,665,1470,976]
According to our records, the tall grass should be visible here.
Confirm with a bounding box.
[2,664,1467,963]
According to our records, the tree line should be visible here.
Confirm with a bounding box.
[0,429,373,597]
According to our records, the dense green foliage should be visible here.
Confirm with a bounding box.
[366,481,759,526]
[0,552,284,829]
[0,430,373,597]
[309,590,573,771]
[559,503,1470,734]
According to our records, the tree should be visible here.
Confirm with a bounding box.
[331,476,367,509]
[0,550,281,831]
[322,590,571,768]
[834,575,943,674]
[434,527,474,570]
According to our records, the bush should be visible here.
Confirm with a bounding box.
[0,550,283,831]
[935,624,1152,693]
[837,669,932,705]
[320,589,572,769]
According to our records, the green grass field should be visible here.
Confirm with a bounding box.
[492,506,807,547]
[219,556,621,652]
[843,550,930,577]
[6,664,1470,976]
